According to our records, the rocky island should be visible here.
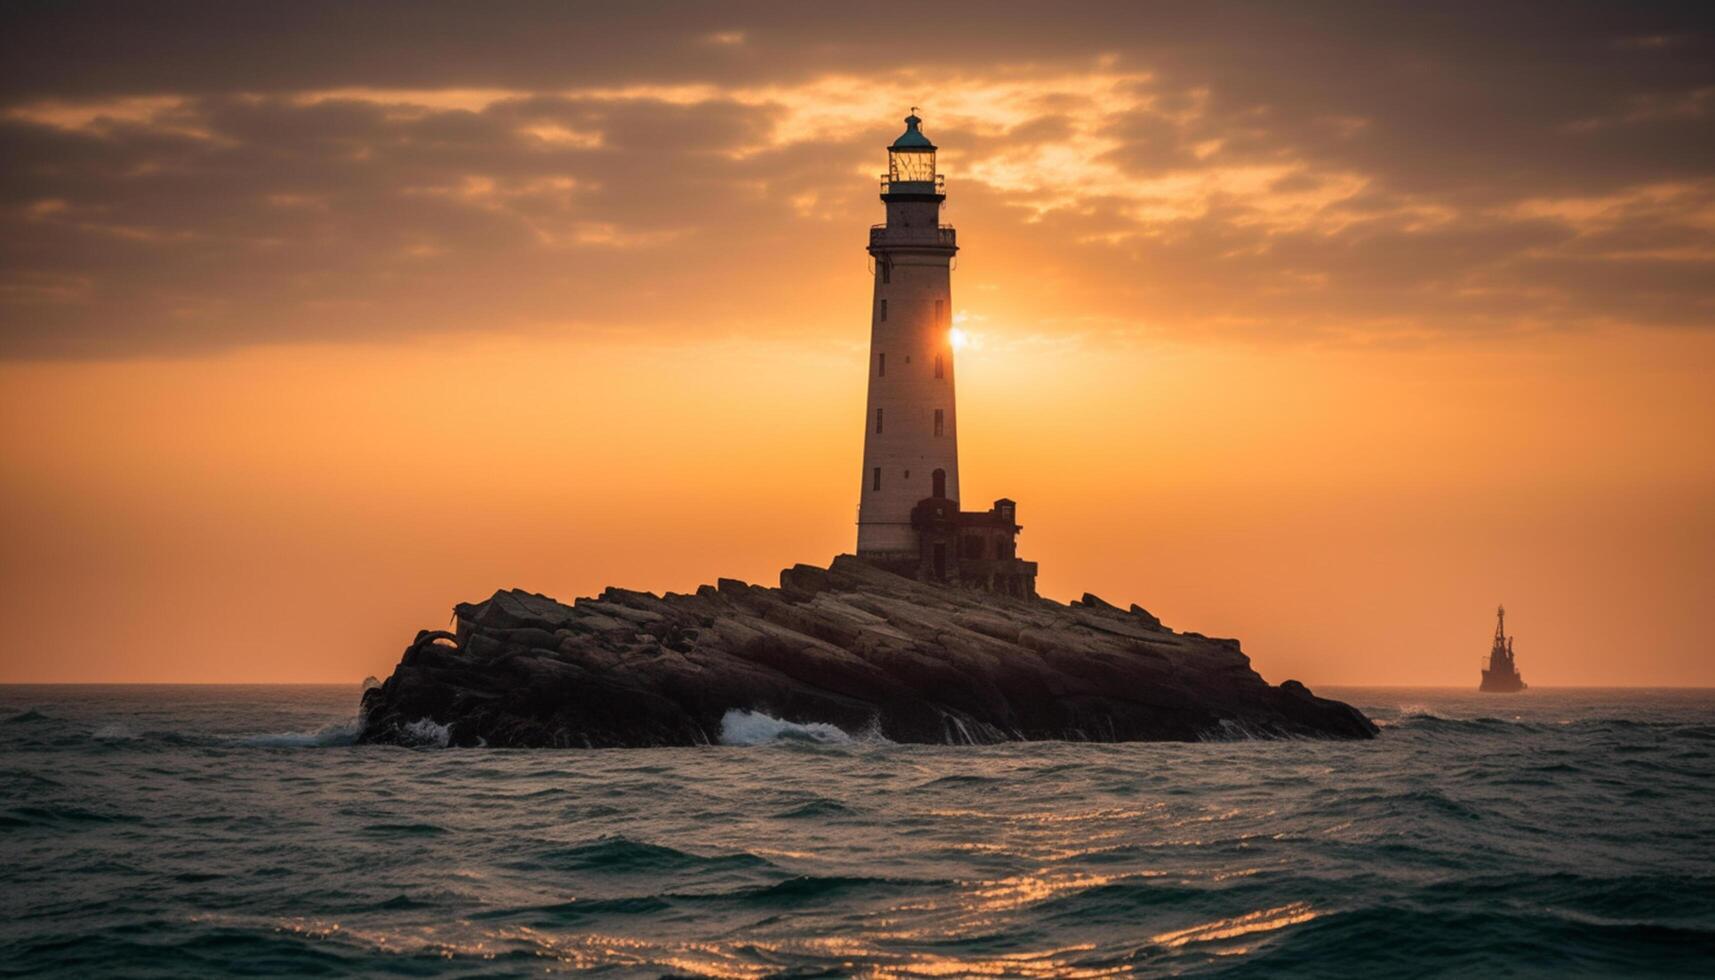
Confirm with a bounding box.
[358,117,1375,748]
[358,556,1376,747]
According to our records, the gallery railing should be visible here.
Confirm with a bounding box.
[878,174,946,196]
[869,224,956,247]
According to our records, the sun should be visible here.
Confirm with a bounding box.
[949,327,969,351]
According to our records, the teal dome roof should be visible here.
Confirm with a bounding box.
[890,113,936,151]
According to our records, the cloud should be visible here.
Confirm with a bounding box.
[1,1,1712,357]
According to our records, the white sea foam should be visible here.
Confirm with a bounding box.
[91,723,138,740]
[401,718,452,748]
[1198,718,1291,742]
[718,710,859,746]
[238,717,362,748]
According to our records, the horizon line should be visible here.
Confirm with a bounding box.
[4,681,1713,691]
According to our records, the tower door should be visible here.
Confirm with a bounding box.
[932,468,946,499]
[933,543,947,581]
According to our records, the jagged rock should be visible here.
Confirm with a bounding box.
[780,563,833,598]
[358,555,1377,747]
[1128,603,1164,629]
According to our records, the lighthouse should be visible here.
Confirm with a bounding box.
[855,113,1037,597]
[857,112,960,558]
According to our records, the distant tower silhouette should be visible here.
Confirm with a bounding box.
[857,112,960,558]
[1480,603,1528,692]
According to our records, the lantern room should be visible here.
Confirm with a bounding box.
[883,112,943,198]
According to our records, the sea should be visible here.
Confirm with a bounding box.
[2,686,1711,978]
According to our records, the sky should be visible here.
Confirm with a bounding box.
[2,1,1713,685]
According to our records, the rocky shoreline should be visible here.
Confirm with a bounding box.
[358,555,1376,747]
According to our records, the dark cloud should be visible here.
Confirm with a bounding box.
[2,1,1712,357]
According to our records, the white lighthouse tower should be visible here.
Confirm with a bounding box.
[856,112,961,560]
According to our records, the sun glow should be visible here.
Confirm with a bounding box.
[949,327,970,351]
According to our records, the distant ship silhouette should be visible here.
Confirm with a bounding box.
[1479,605,1528,693]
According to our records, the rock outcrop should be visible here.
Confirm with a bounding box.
[358,556,1376,747]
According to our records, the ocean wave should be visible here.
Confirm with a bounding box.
[1212,901,1715,976]
[1199,718,1295,741]
[1330,787,1490,823]
[1,803,144,829]
[0,769,64,792]
[917,773,1004,788]
[360,822,449,837]
[1388,711,1532,732]
[506,835,774,875]
[724,873,922,905]
[236,717,362,748]
[1376,711,1714,741]
[1035,879,1220,921]
[774,798,855,819]
[469,894,674,925]
[718,709,866,746]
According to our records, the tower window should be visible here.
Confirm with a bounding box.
[879,299,887,321]
[935,299,943,324]
[878,352,885,377]
[934,354,943,379]
[875,408,884,434]
[934,409,944,437]
[873,467,881,491]
[881,262,891,284]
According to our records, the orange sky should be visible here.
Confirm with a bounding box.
[2,3,1713,685]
